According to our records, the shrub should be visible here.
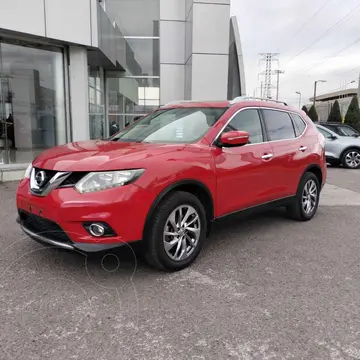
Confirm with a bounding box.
[344,96,360,132]
[308,105,318,122]
[327,100,342,122]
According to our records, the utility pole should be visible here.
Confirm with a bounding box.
[275,69,285,101]
[259,53,279,99]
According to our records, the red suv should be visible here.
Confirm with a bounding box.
[16,98,326,271]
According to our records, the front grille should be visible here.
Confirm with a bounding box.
[59,172,88,187]
[19,210,72,244]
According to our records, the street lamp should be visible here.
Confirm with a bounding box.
[344,80,356,90]
[295,91,301,108]
[313,80,327,108]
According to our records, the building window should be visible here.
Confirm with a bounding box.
[88,67,105,139]
[105,0,160,37]
[125,38,159,77]
[0,42,66,165]
[107,76,160,136]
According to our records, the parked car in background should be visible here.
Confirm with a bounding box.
[318,122,359,137]
[316,124,360,169]
[17,97,326,271]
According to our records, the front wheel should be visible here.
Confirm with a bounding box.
[286,172,320,221]
[341,148,360,169]
[144,191,207,271]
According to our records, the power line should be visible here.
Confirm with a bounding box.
[281,36,360,88]
[283,2,360,66]
[303,36,360,73]
[277,0,333,53]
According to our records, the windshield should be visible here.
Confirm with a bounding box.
[325,124,358,136]
[110,107,227,143]
[337,125,358,136]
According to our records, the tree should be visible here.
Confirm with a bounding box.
[308,105,318,122]
[344,96,360,132]
[327,100,342,123]
[301,105,308,115]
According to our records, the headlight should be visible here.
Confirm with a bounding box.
[75,169,145,194]
[23,164,33,179]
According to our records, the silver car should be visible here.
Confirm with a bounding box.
[316,124,360,169]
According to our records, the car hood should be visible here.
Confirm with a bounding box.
[32,140,186,172]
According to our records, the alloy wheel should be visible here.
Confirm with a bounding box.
[302,179,318,215]
[163,205,201,261]
[345,151,360,168]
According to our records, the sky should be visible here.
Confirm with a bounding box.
[230,0,360,108]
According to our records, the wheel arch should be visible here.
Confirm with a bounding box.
[303,164,323,187]
[340,146,360,162]
[143,180,215,238]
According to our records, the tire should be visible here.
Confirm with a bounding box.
[341,148,360,169]
[328,159,340,167]
[286,172,320,221]
[143,191,207,271]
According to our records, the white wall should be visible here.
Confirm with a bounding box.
[0,0,45,37]
[69,47,90,141]
[160,0,230,103]
[159,0,186,105]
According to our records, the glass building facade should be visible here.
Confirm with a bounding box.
[0,41,67,165]
[0,0,244,175]
[105,0,160,137]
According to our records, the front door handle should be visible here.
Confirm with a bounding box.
[299,146,307,152]
[262,153,273,160]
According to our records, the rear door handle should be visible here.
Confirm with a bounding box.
[262,153,273,160]
[299,146,307,152]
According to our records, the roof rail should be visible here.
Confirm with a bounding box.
[230,96,288,106]
[162,100,203,107]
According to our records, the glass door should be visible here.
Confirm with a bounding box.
[0,43,13,164]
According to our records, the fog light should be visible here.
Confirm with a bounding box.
[89,223,105,237]
[83,221,117,237]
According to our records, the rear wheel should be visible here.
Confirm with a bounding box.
[341,148,360,169]
[286,172,320,221]
[144,191,207,271]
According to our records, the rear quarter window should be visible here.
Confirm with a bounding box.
[291,114,307,137]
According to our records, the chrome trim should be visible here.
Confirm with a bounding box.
[261,153,273,159]
[21,225,75,250]
[212,106,308,146]
[30,169,71,197]
[299,146,307,151]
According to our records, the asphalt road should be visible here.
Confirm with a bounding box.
[1,168,360,360]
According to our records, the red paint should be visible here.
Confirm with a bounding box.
[16,100,327,247]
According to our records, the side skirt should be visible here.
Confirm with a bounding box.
[213,196,296,224]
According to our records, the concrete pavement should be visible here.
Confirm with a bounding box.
[1,168,360,360]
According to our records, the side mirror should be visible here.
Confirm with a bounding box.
[219,130,249,147]
[329,135,338,140]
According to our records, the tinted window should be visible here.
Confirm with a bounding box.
[291,114,306,137]
[262,110,295,141]
[325,125,357,136]
[317,126,333,139]
[224,109,264,144]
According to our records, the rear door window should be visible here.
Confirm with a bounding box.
[261,110,296,141]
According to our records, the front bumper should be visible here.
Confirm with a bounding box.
[17,216,126,252]
[16,179,155,251]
